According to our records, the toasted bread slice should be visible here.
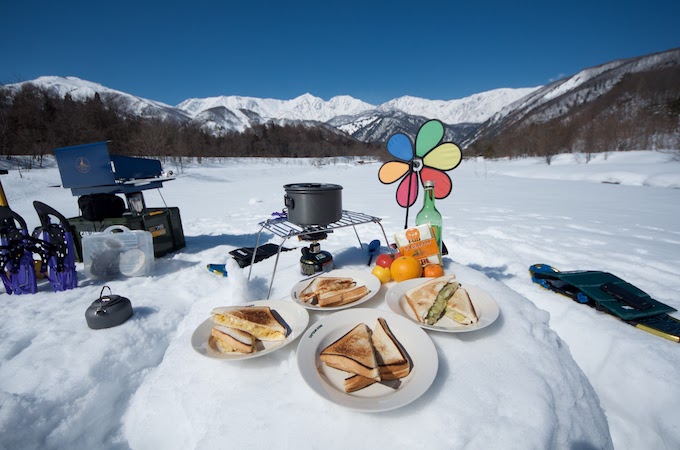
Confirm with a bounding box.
[299,276,355,303]
[320,323,380,381]
[445,286,478,325]
[371,317,411,380]
[404,275,457,323]
[343,374,378,392]
[211,325,256,353]
[317,284,369,307]
[342,318,411,392]
[211,306,287,341]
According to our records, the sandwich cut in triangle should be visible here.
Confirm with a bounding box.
[210,325,256,353]
[343,318,412,392]
[320,323,380,382]
[445,286,478,325]
[404,274,457,324]
[372,317,412,379]
[299,276,356,304]
[211,306,287,341]
[317,284,369,307]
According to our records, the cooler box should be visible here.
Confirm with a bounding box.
[82,226,154,278]
[68,207,186,262]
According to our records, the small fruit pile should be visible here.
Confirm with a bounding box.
[371,252,444,284]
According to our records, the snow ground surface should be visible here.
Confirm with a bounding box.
[1,150,679,449]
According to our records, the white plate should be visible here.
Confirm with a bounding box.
[297,308,438,412]
[290,269,381,311]
[191,300,310,360]
[386,278,500,333]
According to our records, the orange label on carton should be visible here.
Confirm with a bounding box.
[398,238,440,266]
[394,224,442,266]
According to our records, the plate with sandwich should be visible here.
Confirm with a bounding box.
[297,308,438,412]
[386,275,500,333]
[291,269,381,311]
[191,299,310,360]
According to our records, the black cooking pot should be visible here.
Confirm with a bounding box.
[284,183,343,226]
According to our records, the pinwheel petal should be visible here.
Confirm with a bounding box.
[387,133,414,161]
[378,161,410,184]
[396,172,419,208]
[423,142,462,170]
[420,167,452,199]
[415,120,444,157]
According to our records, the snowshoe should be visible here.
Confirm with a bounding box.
[530,263,680,342]
[0,206,38,294]
[32,201,78,292]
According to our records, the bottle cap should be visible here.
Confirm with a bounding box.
[423,180,435,188]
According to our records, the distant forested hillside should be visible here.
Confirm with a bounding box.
[0,84,382,162]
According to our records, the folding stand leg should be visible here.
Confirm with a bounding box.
[349,222,364,248]
[265,239,289,300]
[247,226,265,281]
[373,221,391,253]
[346,215,391,254]
[247,226,288,299]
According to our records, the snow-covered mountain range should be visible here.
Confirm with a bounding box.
[6,46,677,148]
[4,76,537,142]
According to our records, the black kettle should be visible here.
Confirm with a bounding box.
[85,286,133,329]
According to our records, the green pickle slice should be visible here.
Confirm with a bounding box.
[425,281,459,325]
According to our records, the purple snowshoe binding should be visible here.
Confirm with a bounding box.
[32,201,78,292]
[0,206,38,294]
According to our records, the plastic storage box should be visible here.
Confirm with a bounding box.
[68,207,185,262]
[82,226,154,278]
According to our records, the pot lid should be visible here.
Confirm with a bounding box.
[92,294,126,308]
[284,183,343,192]
[91,286,127,308]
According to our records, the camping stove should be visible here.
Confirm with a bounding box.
[299,241,333,275]
[298,226,333,275]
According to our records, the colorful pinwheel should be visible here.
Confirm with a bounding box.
[378,119,462,226]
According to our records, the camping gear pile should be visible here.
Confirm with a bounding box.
[54,141,185,261]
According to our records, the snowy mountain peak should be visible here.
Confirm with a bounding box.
[176,92,376,123]
[382,87,541,124]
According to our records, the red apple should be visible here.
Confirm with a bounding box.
[375,252,402,268]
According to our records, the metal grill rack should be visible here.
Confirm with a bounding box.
[248,210,390,299]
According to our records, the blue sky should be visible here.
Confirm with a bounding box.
[2,0,678,106]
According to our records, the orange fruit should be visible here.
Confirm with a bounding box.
[423,264,445,278]
[390,256,423,282]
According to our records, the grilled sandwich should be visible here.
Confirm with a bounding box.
[299,276,356,304]
[444,287,478,325]
[343,317,412,392]
[211,325,256,353]
[404,275,458,324]
[211,306,287,341]
[317,284,369,307]
[320,323,380,382]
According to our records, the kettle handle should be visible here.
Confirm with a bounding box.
[284,195,294,209]
[96,286,113,315]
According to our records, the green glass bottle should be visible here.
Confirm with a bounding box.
[415,180,443,253]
